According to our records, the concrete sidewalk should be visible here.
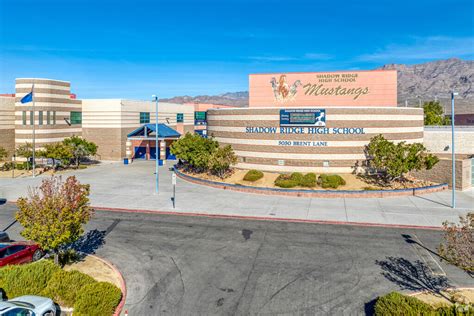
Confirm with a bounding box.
[0,161,472,228]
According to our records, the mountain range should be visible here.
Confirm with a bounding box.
[160,58,473,113]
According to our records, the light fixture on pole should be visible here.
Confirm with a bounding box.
[152,95,159,194]
[450,92,458,208]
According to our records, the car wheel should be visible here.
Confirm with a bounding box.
[43,311,55,316]
[32,249,43,261]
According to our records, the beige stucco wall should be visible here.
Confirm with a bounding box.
[423,126,474,155]
[82,99,194,160]
[14,78,82,150]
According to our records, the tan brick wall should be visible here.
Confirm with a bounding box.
[0,129,15,159]
[411,157,472,190]
[207,107,424,173]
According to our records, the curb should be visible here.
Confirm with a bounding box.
[408,287,474,297]
[174,167,448,198]
[93,206,443,231]
[88,255,127,316]
[6,199,443,230]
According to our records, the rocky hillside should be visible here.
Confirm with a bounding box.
[161,58,473,113]
[160,91,249,107]
[379,58,473,112]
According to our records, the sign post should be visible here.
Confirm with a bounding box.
[171,172,176,208]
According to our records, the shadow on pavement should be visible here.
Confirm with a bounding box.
[412,195,450,208]
[63,229,106,259]
[364,298,377,316]
[401,234,444,260]
[375,256,450,298]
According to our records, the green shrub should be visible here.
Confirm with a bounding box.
[289,172,304,183]
[375,292,474,316]
[42,269,96,307]
[274,174,299,188]
[374,292,434,315]
[74,282,122,316]
[318,174,346,189]
[300,173,317,187]
[0,260,60,298]
[15,163,24,170]
[243,170,264,182]
[436,304,474,315]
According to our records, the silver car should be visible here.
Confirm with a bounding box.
[0,295,56,316]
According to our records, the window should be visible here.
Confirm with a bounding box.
[38,111,43,125]
[29,111,34,125]
[6,245,26,256]
[4,308,32,316]
[47,111,51,125]
[53,111,56,125]
[177,113,184,123]
[70,111,82,124]
[140,112,150,124]
[22,111,26,125]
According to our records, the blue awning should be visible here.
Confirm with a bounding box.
[127,123,181,138]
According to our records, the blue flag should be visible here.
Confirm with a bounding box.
[20,91,33,104]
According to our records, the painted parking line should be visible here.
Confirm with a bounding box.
[411,234,446,276]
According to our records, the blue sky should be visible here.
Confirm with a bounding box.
[0,0,473,99]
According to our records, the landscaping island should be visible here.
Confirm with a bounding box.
[175,167,447,198]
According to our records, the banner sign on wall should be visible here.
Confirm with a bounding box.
[280,109,326,127]
[195,111,207,125]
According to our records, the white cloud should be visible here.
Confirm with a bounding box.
[357,36,474,62]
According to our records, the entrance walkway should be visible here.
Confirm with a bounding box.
[0,161,472,228]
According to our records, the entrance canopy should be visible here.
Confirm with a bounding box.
[127,123,181,139]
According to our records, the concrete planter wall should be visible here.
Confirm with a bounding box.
[174,167,448,198]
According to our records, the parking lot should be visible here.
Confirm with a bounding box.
[1,204,472,315]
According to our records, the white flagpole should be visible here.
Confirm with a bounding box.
[32,84,36,178]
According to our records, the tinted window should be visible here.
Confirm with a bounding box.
[70,111,82,124]
[4,307,32,316]
[140,112,150,124]
[6,245,26,256]
[0,249,6,258]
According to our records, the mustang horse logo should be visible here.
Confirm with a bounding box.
[270,75,302,102]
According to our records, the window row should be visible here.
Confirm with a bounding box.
[21,111,82,125]
[139,112,184,124]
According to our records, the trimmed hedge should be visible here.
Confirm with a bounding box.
[74,282,122,316]
[0,261,121,315]
[274,172,318,188]
[300,173,317,187]
[274,174,299,188]
[374,292,474,316]
[243,170,264,182]
[318,174,346,189]
[42,269,96,307]
[375,292,433,315]
[0,260,59,298]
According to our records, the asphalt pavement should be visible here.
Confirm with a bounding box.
[1,203,472,315]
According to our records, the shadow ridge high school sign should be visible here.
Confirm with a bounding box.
[249,70,397,107]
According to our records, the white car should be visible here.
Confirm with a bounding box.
[0,295,56,316]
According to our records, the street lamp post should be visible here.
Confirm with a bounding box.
[451,92,458,208]
[152,95,159,194]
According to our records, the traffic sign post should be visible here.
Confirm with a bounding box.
[171,172,176,208]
